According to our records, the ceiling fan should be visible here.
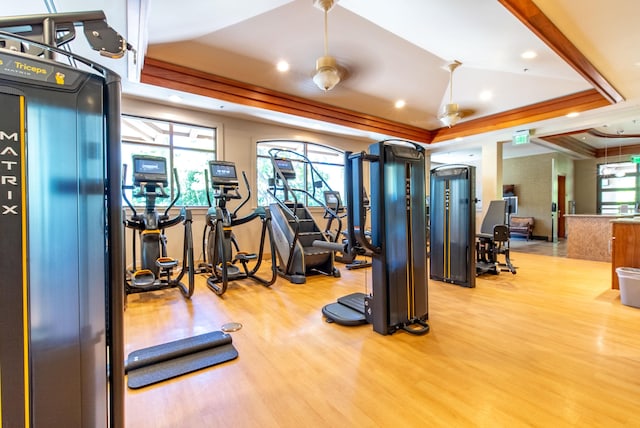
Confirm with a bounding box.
[312,0,341,91]
[438,60,474,127]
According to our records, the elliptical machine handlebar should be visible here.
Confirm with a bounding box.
[231,171,251,220]
[162,168,181,219]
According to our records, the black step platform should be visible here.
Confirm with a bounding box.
[322,292,367,326]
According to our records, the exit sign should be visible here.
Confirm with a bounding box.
[631,154,640,163]
[512,129,530,145]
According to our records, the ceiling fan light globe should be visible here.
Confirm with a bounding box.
[313,56,340,91]
[439,103,461,127]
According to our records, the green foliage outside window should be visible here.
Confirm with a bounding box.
[121,115,216,207]
[256,140,344,207]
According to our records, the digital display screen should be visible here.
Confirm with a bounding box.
[134,157,166,175]
[325,192,338,204]
[208,161,239,186]
[275,159,294,173]
[210,163,237,179]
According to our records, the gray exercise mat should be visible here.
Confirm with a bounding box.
[126,331,238,389]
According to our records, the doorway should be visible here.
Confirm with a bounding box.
[557,175,566,239]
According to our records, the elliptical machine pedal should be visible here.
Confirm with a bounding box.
[131,269,156,288]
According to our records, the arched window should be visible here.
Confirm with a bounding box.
[256,140,344,207]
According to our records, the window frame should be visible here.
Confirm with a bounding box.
[256,140,345,208]
[597,161,639,214]
[121,114,217,208]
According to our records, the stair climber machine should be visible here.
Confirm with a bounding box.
[267,149,340,284]
[322,140,430,335]
[122,155,195,298]
[201,160,277,296]
[0,11,131,427]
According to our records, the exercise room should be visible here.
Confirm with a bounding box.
[1,1,640,427]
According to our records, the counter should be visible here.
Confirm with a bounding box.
[565,214,635,262]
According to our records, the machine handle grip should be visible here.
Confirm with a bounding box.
[232,170,251,219]
[121,163,137,217]
[163,168,181,218]
[350,152,381,254]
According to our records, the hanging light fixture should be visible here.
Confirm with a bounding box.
[602,140,613,176]
[438,61,463,127]
[312,0,341,91]
[614,129,626,177]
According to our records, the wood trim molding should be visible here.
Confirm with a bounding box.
[141,58,434,143]
[142,59,610,145]
[539,135,597,158]
[499,0,624,104]
[588,129,640,139]
[595,144,640,158]
[139,0,621,145]
[431,89,610,143]
[536,128,640,159]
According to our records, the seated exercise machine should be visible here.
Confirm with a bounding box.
[202,160,277,296]
[267,149,340,283]
[122,155,195,298]
[322,140,429,335]
[322,190,372,270]
[476,199,517,275]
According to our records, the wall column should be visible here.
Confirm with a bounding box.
[480,141,503,216]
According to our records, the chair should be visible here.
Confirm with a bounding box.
[476,200,516,275]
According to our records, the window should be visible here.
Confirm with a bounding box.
[256,140,344,207]
[597,161,639,214]
[121,115,216,207]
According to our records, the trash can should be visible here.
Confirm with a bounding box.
[616,267,640,308]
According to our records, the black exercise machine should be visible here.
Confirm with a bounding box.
[267,149,340,283]
[429,165,476,288]
[122,155,195,298]
[202,160,277,295]
[476,199,517,275]
[322,140,429,335]
[322,190,372,270]
[0,11,130,427]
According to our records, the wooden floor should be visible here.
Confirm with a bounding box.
[124,251,640,427]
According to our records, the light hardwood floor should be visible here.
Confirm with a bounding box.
[124,251,640,427]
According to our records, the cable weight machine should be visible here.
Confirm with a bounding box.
[322,140,429,335]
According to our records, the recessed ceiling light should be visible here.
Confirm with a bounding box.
[566,112,580,118]
[479,90,493,102]
[168,94,182,103]
[521,50,537,59]
[455,137,463,142]
[276,60,290,72]
[395,99,406,109]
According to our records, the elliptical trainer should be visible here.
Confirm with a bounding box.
[122,155,195,298]
[202,160,277,296]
